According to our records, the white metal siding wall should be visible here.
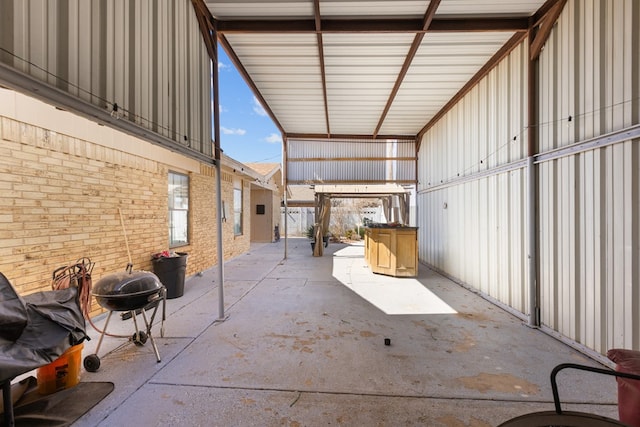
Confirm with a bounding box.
[418,0,640,356]
[0,0,211,156]
[417,41,530,314]
[287,138,416,184]
[537,0,640,353]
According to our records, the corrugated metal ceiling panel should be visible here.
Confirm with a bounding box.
[379,31,514,135]
[225,33,327,134]
[324,33,414,134]
[210,0,313,19]
[210,0,547,20]
[210,0,549,138]
[436,0,547,16]
[320,0,429,18]
[287,138,416,183]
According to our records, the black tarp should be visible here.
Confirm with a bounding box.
[0,272,87,382]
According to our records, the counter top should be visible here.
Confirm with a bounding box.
[364,224,418,230]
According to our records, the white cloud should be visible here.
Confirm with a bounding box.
[265,133,282,144]
[253,97,268,117]
[218,61,230,71]
[221,127,246,135]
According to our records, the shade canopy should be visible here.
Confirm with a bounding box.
[204,0,553,140]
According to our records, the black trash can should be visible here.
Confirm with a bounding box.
[152,252,188,299]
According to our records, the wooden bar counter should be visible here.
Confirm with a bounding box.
[364,225,418,277]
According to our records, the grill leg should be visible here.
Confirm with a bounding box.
[131,309,140,334]
[160,287,166,337]
[141,309,161,363]
[94,310,113,357]
[130,310,151,347]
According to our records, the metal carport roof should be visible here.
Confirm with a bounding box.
[190,0,567,260]
[195,0,564,141]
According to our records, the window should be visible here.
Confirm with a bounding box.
[233,185,243,235]
[169,172,189,247]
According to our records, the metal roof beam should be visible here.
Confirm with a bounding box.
[288,179,416,185]
[313,0,330,137]
[532,0,564,26]
[374,0,441,137]
[530,0,567,60]
[216,17,529,34]
[288,156,416,162]
[287,133,416,141]
[191,0,217,64]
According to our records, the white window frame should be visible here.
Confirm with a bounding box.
[169,171,189,247]
[233,182,243,236]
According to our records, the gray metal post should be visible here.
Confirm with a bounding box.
[215,163,224,320]
[527,156,538,327]
[283,138,288,259]
[527,24,539,328]
[212,27,224,320]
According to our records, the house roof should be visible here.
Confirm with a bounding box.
[202,0,560,141]
[219,158,283,194]
[246,162,281,179]
[221,153,262,178]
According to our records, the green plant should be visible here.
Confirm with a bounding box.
[305,224,315,240]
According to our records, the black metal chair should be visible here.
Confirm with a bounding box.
[498,363,640,427]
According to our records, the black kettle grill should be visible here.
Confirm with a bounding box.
[83,264,166,372]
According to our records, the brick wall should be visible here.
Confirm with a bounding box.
[0,115,252,315]
[219,171,250,260]
[186,164,217,274]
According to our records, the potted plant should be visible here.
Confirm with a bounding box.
[305,224,315,240]
[306,225,316,251]
[306,225,330,251]
[323,233,330,247]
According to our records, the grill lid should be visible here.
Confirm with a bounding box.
[93,270,162,298]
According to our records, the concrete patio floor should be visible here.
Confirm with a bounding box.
[73,238,619,426]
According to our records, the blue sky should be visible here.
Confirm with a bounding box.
[216,46,283,164]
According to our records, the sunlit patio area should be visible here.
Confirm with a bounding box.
[2,1,639,425]
[69,238,618,426]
